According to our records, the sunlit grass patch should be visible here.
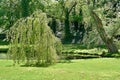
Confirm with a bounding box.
[0,58,120,80]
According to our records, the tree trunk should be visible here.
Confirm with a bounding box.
[64,8,71,39]
[91,11,118,53]
[21,0,29,17]
[106,38,118,53]
[51,18,57,34]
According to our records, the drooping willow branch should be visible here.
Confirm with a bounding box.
[7,11,62,65]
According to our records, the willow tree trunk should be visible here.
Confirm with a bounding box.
[91,11,118,53]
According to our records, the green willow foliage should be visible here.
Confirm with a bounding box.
[7,11,62,66]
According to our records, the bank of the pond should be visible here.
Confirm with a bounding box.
[0,44,120,59]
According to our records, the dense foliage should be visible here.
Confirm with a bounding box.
[0,0,119,63]
[7,11,62,65]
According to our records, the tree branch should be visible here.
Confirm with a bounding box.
[68,2,77,14]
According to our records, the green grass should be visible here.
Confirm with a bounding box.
[0,58,120,80]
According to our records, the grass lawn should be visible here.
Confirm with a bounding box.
[0,58,120,80]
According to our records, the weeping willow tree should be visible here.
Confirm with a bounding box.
[91,11,119,53]
[7,11,62,66]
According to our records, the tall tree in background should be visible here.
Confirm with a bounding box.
[91,11,118,53]
[0,0,21,29]
[58,0,77,40]
[21,0,30,17]
[51,18,57,34]
[89,0,119,53]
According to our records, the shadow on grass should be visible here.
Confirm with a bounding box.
[20,62,58,67]
[20,60,74,67]
[6,65,14,67]
[5,64,52,67]
[57,60,73,63]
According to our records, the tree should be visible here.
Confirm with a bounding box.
[0,0,48,30]
[58,0,77,40]
[88,0,119,53]
[91,11,118,53]
[7,11,62,66]
[21,0,30,17]
[0,0,21,29]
